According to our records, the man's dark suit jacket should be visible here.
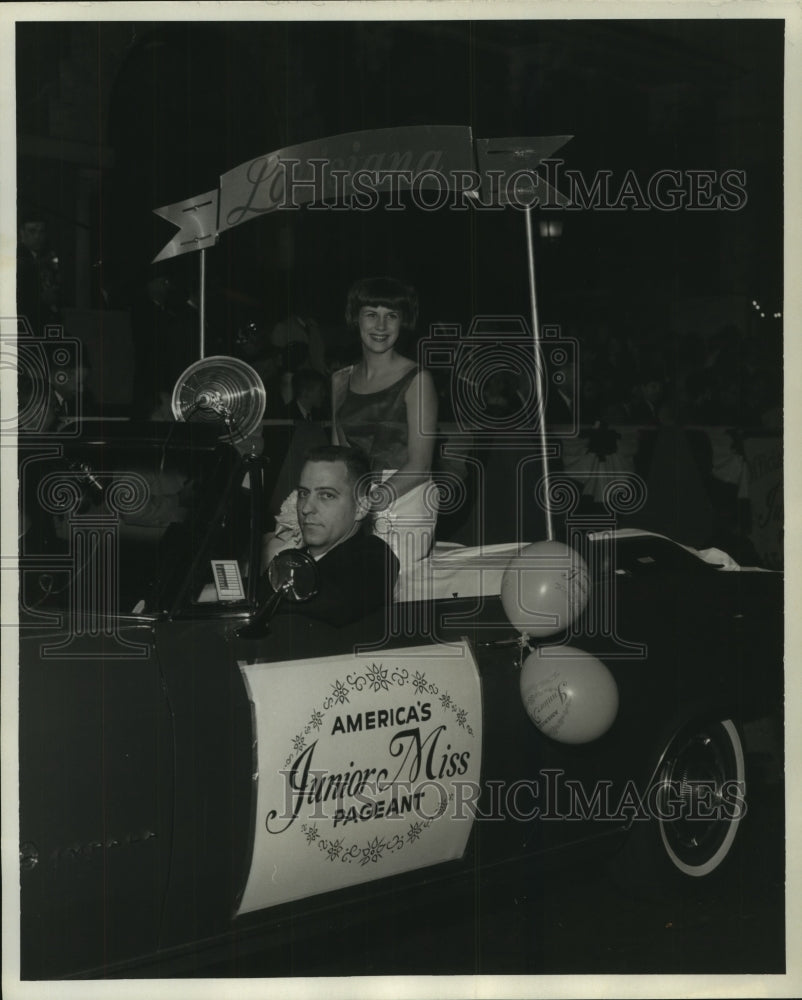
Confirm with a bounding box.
[273,530,399,627]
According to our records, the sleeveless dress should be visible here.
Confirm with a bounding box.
[333,364,438,567]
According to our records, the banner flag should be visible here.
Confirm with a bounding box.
[151,126,573,261]
[474,135,573,207]
[218,124,475,233]
[152,189,219,263]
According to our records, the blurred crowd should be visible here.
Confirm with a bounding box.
[573,323,782,432]
[16,212,782,567]
[16,211,781,435]
[446,322,783,434]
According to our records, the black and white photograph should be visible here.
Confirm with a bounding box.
[1,2,798,997]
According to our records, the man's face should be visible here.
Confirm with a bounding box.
[296,460,366,557]
[20,221,47,253]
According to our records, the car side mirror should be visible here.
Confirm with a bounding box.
[237,548,319,638]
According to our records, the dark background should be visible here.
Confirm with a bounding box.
[11,13,789,985]
[16,17,783,341]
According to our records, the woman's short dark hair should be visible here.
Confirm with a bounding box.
[345,277,418,331]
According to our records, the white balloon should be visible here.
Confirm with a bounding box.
[500,540,590,637]
[520,646,619,744]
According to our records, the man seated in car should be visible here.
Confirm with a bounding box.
[263,445,399,625]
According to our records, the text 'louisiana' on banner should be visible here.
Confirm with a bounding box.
[152,125,476,262]
[151,126,574,262]
[219,124,477,233]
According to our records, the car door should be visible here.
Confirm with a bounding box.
[19,617,174,978]
[17,427,241,979]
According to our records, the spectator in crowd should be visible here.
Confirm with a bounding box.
[129,271,198,419]
[592,325,636,412]
[17,212,62,333]
[266,366,329,510]
[626,367,667,425]
[278,341,313,406]
[52,357,96,426]
[286,368,327,422]
[545,350,577,430]
[270,313,327,374]
[482,370,523,420]
[234,320,283,415]
[17,367,57,436]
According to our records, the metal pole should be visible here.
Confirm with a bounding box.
[524,206,554,541]
[199,247,207,359]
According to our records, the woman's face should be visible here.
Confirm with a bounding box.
[358,305,402,355]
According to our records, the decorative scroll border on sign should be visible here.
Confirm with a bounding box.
[281,662,473,861]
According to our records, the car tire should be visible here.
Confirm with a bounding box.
[611,717,747,897]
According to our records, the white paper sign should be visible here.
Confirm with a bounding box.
[237,640,482,915]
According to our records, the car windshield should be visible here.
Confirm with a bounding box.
[18,424,247,618]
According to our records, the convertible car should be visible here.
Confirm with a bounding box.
[16,419,783,979]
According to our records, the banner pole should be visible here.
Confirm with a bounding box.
[524,205,554,542]
[199,247,207,359]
